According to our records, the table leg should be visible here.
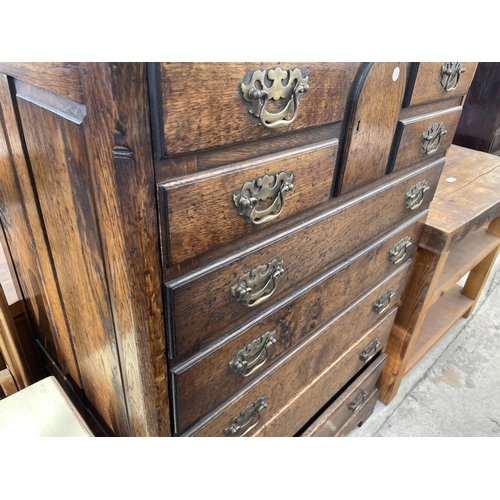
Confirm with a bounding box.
[377,247,449,404]
[461,216,500,318]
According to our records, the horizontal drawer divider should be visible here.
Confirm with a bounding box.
[165,159,443,360]
[172,211,425,369]
[167,157,444,288]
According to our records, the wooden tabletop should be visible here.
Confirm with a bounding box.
[419,145,500,254]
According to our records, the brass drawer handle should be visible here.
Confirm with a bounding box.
[231,258,284,308]
[421,122,447,155]
[441,62,466,92]
[233,171,295,225]
[348,390,369,413]
[360,337,381,363]
[405,180,430,210]
[224,396,267,437]
[389,236,411,264]
[229,330,277,377]
[241,67,309,129]
[373,288,395,315]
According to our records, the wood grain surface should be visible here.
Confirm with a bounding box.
[77,63,170,436]
[391,107,462,172]
[336,62,406,194]
[0,64,170,436]
[16,84,130,436]
[160,140,338,264]
[404,62,478,107]
[166,161,443,358]
[173,251,412,433]
[188,305,396,437]
[420,145,500,253]
[0,74,82,387]
[301,353,386,437]
[251,311,395,437]
[155,63,360,156]
[0,63,84,103]
[0,283,32,390]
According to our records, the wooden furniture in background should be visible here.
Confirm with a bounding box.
[0,62,477,436]
[0,235,42,397]
[453,62,500,156]
[378,145,500,403]
[0,283,32,395]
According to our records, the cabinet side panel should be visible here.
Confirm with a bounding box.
[0,63,84,103]
[79,63,170,436]
[15,86,130,437]
[0,74,82,385]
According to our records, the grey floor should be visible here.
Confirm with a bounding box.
[349,257,500,437]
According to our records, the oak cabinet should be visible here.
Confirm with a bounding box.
[0,62,476,436]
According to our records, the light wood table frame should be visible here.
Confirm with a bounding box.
[378,145,500,403]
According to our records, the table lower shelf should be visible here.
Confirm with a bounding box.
[430,227,500,307]
[405,284,474,374]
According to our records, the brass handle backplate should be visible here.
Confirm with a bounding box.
[348,390,369,413]
[421,122,447,155]
[405,180,430,210]
[231,258,284,308]
[224,396,267,437]
[229,330,277,377]
[389,237,411,264]
[373,288,395,315]
[241,67,309,129]
[441,62,466,92]
[233,171,294,225]
[360,337,381,363]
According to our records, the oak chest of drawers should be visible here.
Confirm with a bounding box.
[0,62,477,436]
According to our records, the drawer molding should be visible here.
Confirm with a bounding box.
[233,170,295,225]
[388,107,461,173]
[300,353,387,437]
[166,159,444,359]
[171,230,416,433]
[402,62,477,108]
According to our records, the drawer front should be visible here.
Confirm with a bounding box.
[166,158,444,358]
[336,386,379,437]
[152,63,360,157]
[403,62,478,107]
[173,255,411,434]
[300,352,386,437]
[159,140,338,265]
[189,308,396,437]
[390,108,462,172]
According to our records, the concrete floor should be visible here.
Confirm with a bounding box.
[349,257,500,437]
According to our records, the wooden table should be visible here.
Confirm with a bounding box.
[378,145,500,403]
